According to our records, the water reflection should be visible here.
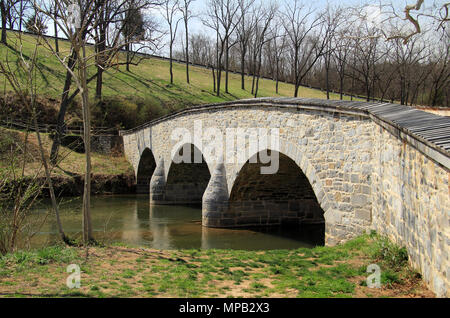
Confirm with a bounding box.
[30,195,324,250]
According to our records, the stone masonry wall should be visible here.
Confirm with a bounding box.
[371,125,450,297]
[91,135,123,155]
[162,145,211,204]
[227,152,324,227]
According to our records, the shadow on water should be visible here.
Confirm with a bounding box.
[238,224,325,247]
[30,194,325,250]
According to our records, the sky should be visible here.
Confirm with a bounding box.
[154,0,373,55]
[40,0,369,55]
[40,0,445,57]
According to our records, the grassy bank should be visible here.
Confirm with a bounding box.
[0,126,133,178]
[0,126,135,197]
[0,234,433,298]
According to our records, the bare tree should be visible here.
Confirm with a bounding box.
[52,2,59,52]
[350,23,388,101]
[383,0,449,43]
[251,2,276,98]
[162,0,180,84]
[321,4,344,99]
[282,0,328,97]
[427,34,449,106]
[388,36,428,104]
[94,0,160,99]
[25,10,47,34]
[190,33,217,91]
[0,0,33,44]
[0,0,13,44]
[0,32,68,245]
[203,0,242,96]
[333,27,352,100]
[122,0,147,72]
[49,0,160,163]
[273,32,287,95]
[35,0,105,244]
[179,0,195,83]
[235,0,255,90]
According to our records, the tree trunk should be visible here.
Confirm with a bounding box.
[325,58,330,100]
[216,68,221,97]
[254,49,263,98]
[251,55,256,95]
[293,47,299,98]
[126,42,130,72]
[50,50,78,164]
[0,1,7,45]
[32,106,67,243]
[185,18,189,84]
[225,38,229,93]
[80,44,93,243]
[27,47,67,243]
[96,67,103,100]
[19,0,23,31]
[241,50,245,90]
[294,84,299,98]
[54,7,59,53]
[275,59,279,94]
[95,20,106,100]
[216,46,222,97]
[365,77,370,102]
[211,65,216,92]
[350,65,355,101]
[254,76,260,98]
[169,36,174,84]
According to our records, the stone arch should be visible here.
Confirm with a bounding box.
[164,143,211,204]
[226,139,338,244]
[228,138,335,215]
[228,149,325,231]
[136,147,157,194]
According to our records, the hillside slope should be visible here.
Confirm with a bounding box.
[0,31,353,128]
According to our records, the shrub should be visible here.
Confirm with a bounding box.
[0,140,45,255]
[372,236,408,270]
[0,92,60,124]
[1,246,78,265]
[92,96,138,129]
[135,97,169,126]
[381,270,401,287]
[92,96,170,129]
[0,128,40,162]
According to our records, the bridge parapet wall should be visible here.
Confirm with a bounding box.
[372,125,449,297]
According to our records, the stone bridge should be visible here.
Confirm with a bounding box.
[119,97,450,297]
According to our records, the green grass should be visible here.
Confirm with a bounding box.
[0,245,80,278]
[0,31,358,119]
[0,126,133,177]
[0,234,431,298]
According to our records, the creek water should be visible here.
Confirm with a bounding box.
[30,194,324,250]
